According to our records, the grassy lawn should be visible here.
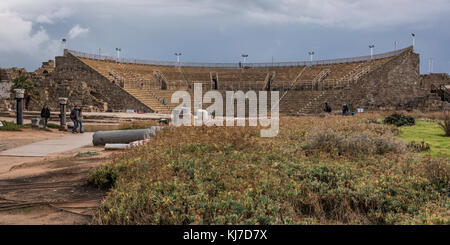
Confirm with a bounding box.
[398,120,450,158]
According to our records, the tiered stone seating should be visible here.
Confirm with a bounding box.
[76,51,398,115]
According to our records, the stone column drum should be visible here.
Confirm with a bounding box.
[59,97,68,131]
[14,89,25,125]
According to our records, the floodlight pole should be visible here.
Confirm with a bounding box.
[308,51,314,64]
[369,45,375,60]
[61,38,67,55]
[241,54,248,67]
[394,41,397,52]
[429,58,433,74]
[116,48,121,62]
[175,53,182,66]
[411,33,416,50]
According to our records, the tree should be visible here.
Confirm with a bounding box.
[10,75,40,110]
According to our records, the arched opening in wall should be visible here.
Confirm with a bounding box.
[160,80,167,90]
[153,71,167,90]
[264,71,276,91]
[43,70,48,74]
[212,78,218,90]
[112,80,116,84]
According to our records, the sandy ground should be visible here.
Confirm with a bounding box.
[0,129,119,225]
[0,128,68,151]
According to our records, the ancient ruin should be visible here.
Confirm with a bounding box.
[1,46,449,115]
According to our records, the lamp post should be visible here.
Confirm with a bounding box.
[369,45,375,60]
[61,38,67,49]
[308,51,314,64]
[429,58,433,74]
[61,38,67,55]
[411,33,415,49]
[175,52,182,66]
[116,48,121,62]
[241,54,248,67]
[394,41,398,52]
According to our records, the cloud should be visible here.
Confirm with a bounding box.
[3,0,450,29]
[68,24,89,39]
[0,11,50,54]
[36,7,73,24]
[236,0,450,29]
[1,0,449,72]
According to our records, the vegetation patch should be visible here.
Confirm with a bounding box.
[47,123,60,129]
[118,120,159,130]
[438,110,450,137]
[89,116,449,225]
[383,113,415,127]
[0,121,22,131]
[398,120,450,157]
[76,151,99,158]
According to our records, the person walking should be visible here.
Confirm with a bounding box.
[77,107,84,133]
[40,104,51,128]
[70,105,79,133]
[342,104,348,116]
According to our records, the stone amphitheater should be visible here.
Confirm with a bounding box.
[1,46,449,115]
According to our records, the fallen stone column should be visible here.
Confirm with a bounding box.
[93,128,155,146]
[104,143,131,150]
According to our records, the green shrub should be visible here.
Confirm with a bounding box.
[437,110,450,137]
[383,113,415,127]
[407,141,431,152]
[88,161,129,189]
[0,121,22,131]
[302,130,406,156]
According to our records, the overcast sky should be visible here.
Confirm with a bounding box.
[1,0,449,74]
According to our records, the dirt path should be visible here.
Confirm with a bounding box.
[0,128,67,152]
[0,132,94,157]
[0,146,117,224]
[0,130,119,224]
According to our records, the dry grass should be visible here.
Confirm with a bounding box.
[88,115,449,225]
[117,120,161,130]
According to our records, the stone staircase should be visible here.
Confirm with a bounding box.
[296,63,370,114]
[118,65,173,114]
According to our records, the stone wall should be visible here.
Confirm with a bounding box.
[0,68,28,111]
[28,53,152,112]
[420,73,450,90]
[328,47,446,111]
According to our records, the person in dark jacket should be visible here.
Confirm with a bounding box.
[70,105,79,133]
[324,102,332,113]
[342,104,348,116]
[77,107,83,133]
[40,104,51,128]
